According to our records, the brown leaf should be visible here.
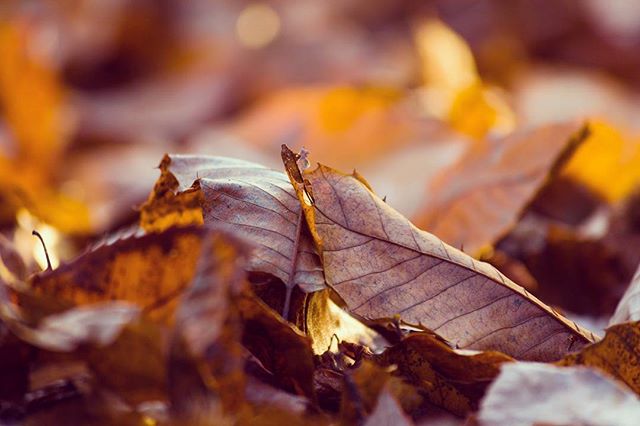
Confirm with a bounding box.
[413,122,590,255]
[27,226,206,324]
[610,263,640,325]
[2,275,166,406]
[168,229,250,416]
[478,363,640,426]
[238,293,316,400]
[88,318,166,405]
[141,154,326,317]
[373,333,513,416]
[557,321,640,394]
[282,145,597,361]
[505,223,629,316]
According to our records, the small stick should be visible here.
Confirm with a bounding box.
[32,230,52,271]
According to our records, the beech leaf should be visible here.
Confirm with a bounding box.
[141,154,326,318]
[282,145,597,361]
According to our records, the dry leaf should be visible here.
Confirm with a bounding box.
[238,293,316,400]
[610,263,640,324]
[169,230,249,415]
[88,318,166,405]
[282,145,596,361]
[27,226,206,324]
[558,321,640,394]
[373,333,513,416]
[413,122,590,255]
[561,121,640,203]
[478,363,640,426]
[141,154,326,318]
[415,18,514,139]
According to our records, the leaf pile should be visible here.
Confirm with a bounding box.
[2,141,640,425]
[3,3,640,425]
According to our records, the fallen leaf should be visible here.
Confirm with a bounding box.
[415,18,514,139]
[373,333,513,416]
[168,229,249,415]
[238,293,316,400]
[610,263,640,324]
[413,122,590,255]
[561,121,640,203]
[27,226,206,324]
[88,318,166,405]
[557,321,640,394]
[282,145,597,361]
[141,154,326,318]
[502,223,629,316]
[478,363,640,426]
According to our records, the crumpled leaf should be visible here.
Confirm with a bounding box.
[27,226,206,324]
[372,333,513,416]
[141,154,325,317]
[413,122,590,255]
[609,263,640,325]
[478,363,640,426]
[282,145,597,361]
[557,321,640,394]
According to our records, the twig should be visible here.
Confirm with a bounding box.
[32,230,52,271]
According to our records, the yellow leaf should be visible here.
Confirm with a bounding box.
[562,120,640,202]
[415,19,514,138]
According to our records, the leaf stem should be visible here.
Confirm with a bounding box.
[32,230,52,271]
